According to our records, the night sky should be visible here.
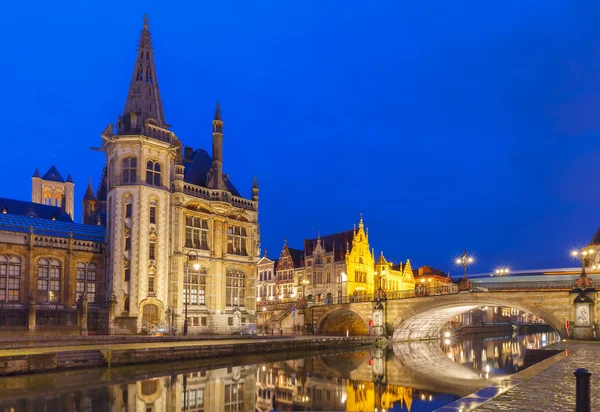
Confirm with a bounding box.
[1,1,599,274]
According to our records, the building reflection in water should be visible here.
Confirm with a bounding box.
[0,332,559,412]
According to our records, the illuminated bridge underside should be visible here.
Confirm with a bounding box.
[393,305,478,341]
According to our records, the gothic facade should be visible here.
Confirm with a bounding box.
[96,16,259,334]
[257,215,416,307]
[0,16,259,335]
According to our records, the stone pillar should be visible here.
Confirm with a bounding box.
[108,293,117,335]
[27,297,36,331]
[372,300,386,336]
[79,296,88,336]
[572,292,595,340]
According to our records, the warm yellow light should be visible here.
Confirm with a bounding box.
[495,269,500,274]
[468,257,474,263]
[444,331,451,338]
[420,279,425,283]
[572,250,579,257]
[583,251,588,256]
[455,259,461,264]
[262,306,266,312]
[193,262,201,271]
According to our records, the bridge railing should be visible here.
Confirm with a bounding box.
[472,280,574,292]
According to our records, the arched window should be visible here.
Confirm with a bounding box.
[0,256,21,302]
[146,161,161,187]
[184,265,207,306]
[37,258,61,303]
[149,200,157,225]
[122,157,137,184]
[43,189,52,206]
[54,191,63,207]
[226,268,245,307]
[76,263,97,302]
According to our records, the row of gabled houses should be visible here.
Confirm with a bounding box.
[256,215,452,306]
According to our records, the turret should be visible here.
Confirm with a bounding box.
[252,175,259,202]
[208,102,225,190]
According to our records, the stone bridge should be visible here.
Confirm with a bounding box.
[308,289,592,340]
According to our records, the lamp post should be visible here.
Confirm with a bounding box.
[571,247,595,289]
[455,251,474,281]
[494,267,510,277]
[184,250,200,336]
[262,305,267,335]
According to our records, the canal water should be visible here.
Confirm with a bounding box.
[0,331,559,412]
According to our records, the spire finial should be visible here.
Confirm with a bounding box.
[214,101,222,121]
[121,13,166,132]
[88,177,92,185]
[253,175,259,189]
[284,238,288,247]
[359,213,364,229]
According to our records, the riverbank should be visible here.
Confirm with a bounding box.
[436,340,600,411]
[0,335,378,376]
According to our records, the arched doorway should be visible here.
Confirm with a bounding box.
[142,304,160,325]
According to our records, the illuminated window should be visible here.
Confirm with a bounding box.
[122,157,137,184]
[75,262,97,302]
[185,215,209,250]
[37,258,61,303]
[184,265,207,305]
[226,268,245,306]
[0,255,21,302]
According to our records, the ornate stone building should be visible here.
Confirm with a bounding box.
[31,165,75,220]
[0,196,105,332]
[275,240,303,301]
[96,15,259,334]
[374,251,415,293]
[303,215,374,303]
[256,252,277,303]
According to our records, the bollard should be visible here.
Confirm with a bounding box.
[573,368,592,412]
[346,330,349,337]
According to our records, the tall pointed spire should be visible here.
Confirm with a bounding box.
[208,101,225,189]
[119,14,166,134]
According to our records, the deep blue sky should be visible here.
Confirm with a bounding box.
[1,1,599,274]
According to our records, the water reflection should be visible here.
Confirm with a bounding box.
[0,332,559,412]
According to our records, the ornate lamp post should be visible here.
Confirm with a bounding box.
[184,250,200,336]
[571,247,595,290]
[455,251,474,290]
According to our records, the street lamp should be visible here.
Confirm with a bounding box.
[301,278,309,302]
[455,251,474,281]
[494,267,510,277]
[184,250,200,336]
[262,305,267,335]
[571,247,596,288]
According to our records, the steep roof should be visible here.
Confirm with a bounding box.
[121,14,166,131]
[304,230,354,261]
[32,168,41,178]
[83,179,96,201]
[183,148,241,197]
[0,211,105,242]
[589,228,600,246]
[42,165,65,183]
[0,197,73,222]
[288,247,304,268]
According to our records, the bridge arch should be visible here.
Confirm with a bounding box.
[317,307,368,335]
[391,293,565,341]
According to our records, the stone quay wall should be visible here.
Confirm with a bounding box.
[0,336,376,376]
